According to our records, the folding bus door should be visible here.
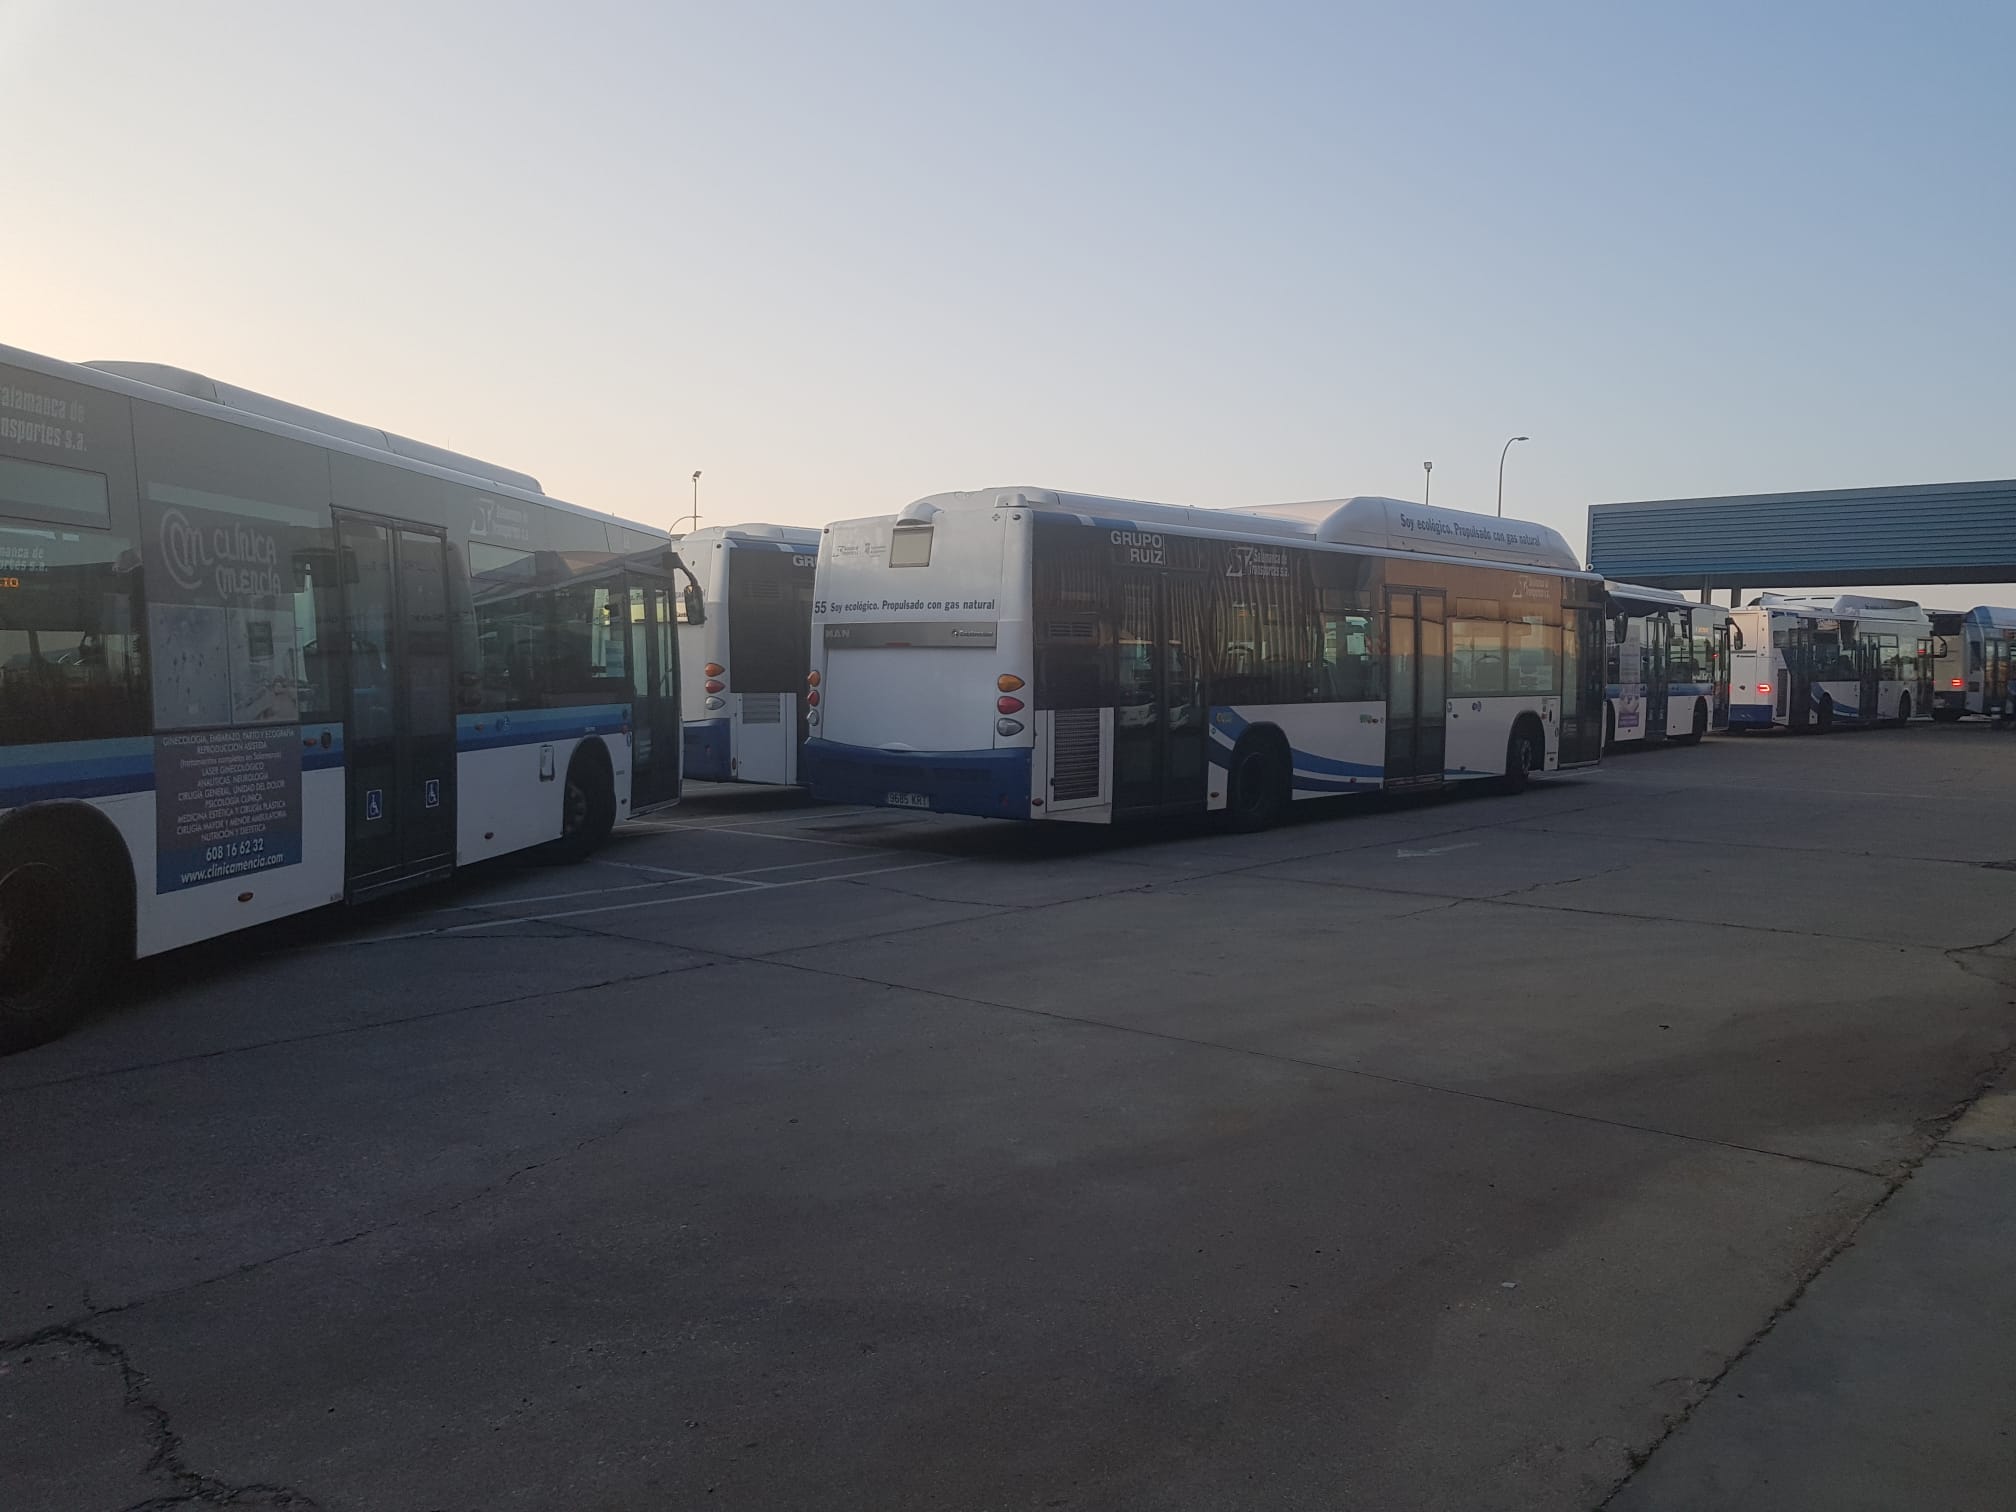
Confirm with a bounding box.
[337,514,456,899]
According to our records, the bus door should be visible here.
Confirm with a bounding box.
[1859,635,1882,724]
[1643,613,1670,739]
[1111,572,1207,814]
[1713,620,1733,726]
[1384,588,1447,785]
[1782,620,1814,729]
[1560,604,1606,763]
[626,578,681,810]
[336,514,457,899]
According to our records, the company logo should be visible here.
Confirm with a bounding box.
[159,508,209,591]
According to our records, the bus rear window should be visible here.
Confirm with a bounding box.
[889,527,932,567]
[0,455,111,530]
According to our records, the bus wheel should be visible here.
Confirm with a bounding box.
[1223,734,1288,832]
[1676,700,1708,745]
[1501,721,1543,794]
[1894,695,1911,728]
[546,745,617,861]
[0,826,117,1054]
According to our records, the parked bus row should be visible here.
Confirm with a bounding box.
[5,338,2008,1051]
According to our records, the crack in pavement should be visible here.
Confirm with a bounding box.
[0,1324,325,1510]
[19,1125,635,1342]
[1593,1036,2016,1507]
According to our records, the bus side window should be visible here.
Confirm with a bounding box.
[0,524,149,746]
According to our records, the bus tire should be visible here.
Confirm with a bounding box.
[0,816,126,1054]
[546,743,617,861]
[1501,718,1544,794]
[1675,700,1708,745]
[1223,731,1288,832]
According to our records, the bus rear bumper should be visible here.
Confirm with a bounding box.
[683,718,731,782]
[1727,703,1776,730]
[803,738,1032,818]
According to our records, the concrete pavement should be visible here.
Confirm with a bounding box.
[2,723,2013,1510]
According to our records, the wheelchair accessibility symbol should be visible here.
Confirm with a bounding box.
[424,778,441,809]
[364,788,384,821]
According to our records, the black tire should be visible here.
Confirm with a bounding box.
[1223,734,1288,832]
[1675,700,1709,746]
[545,746,617,861]
[1502,721,1542,794]
[1,825,117,1054]
[1894,695,1910,728]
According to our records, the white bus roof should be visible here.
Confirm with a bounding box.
[875,487,1587,573]
[0,342,659,539]
[1756,593,1926,619]
[673,522,822,549]
[1604,580,1705,608]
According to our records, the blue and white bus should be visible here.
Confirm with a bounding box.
[1602,582,1730,748]
[673,523,819,784]
[1928,606,2016,720]
[1727,594,1934,732]
[803,488,1605,827]
[0,344,693,1051]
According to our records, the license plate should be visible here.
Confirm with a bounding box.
[886,791,931,809]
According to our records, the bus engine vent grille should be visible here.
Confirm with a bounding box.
[741,693,783,725]
[1050,708,1101,801]
[1045,619,1096,641]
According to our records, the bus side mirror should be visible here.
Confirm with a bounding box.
[683,585,706,626]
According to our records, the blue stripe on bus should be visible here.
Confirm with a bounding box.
[1728,704,1774,728]
[456,704,630,752]
[0,737,156,804]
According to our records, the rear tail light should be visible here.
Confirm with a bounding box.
[806,690,820,706]
[704,663,724,678]
[996,695,1024,714]
[996,717,1024,736]
[1757,682,1772,695]
[704,679,725,694]
[806,670,821,688]
[997,673,1025,692]
[1952,677,1965,688]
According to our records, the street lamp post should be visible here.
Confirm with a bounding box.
[673,470,702,534]
[1496,436,1529,517]
[1422,461,1433,506]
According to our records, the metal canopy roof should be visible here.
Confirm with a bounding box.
[1586,478,2016,588]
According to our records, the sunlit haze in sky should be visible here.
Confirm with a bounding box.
[4,0,2011,603]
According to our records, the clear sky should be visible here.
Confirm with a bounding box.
[4,0,2011,601]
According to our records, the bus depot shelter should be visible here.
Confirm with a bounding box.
[1587,478,2016,603]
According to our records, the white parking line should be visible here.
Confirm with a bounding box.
[435,858,961,932]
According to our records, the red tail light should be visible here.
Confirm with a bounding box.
[1757,682,1772,694]
[806,690,820,706]
[1952,677,1965,688]
[997,695,1024,714]
[704,679,725,694]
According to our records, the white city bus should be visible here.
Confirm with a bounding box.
[0,343,694,1051]
[1727,594,1933,732]
[802,488,1605,826]
[673,523,819,784]
[1602,582,1730,748]
[1927,606,2016,720]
